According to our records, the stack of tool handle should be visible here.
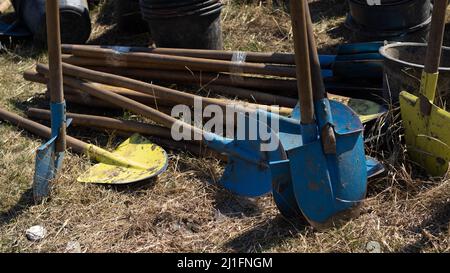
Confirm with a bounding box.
[59,44,385,103]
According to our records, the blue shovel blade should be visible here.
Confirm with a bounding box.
[271,101,383,219]
[206,111,287,197]
[271,155,383,219]
[33,136,64,202]
[289,102,384,178]
[288,131,367,225]
[270,159,303,218]
[221,150,276,197]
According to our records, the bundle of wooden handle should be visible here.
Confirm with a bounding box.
[24,45,382,158]
[23,46,307,157]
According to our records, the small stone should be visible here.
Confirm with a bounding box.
[65,241,82,253]
[26,225,47,241]
[214,210,226,222]
[366,241,381,253]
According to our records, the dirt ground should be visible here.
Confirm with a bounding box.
[0,0,449,253]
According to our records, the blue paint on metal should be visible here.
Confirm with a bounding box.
[33,101,67,202]
[319,55,336,69]
[319,41,384,70]
[291,104,302,121]
[270,159,303,218]
[288,100,367,224]
[365,156,385,178]
[291,102,383,177]
[220,137,285,197]
[50,102,66,138]
[333,59,383,79]
[268,114,305,217]
[291,101,364,134]
[334,52,381,62]
[265,110,304,151]
[197,99,381,203]
[321,69,333,78]
[271,101,383,218]
[50,101,66,174]
[321,52,385,80]
[328,100,363,134]
[33,135,58,201]
[203,110,287,197]
[337,41,384,55]
[315,99,335,132]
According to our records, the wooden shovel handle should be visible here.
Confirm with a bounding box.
[424,0,448,74]
[0,108,86,154]
[46,0,66,153]
[60,75,207,141]
[305,0,336,153]
[289,0,314,125]
[62,44,297,65]
[27,108,173,140]
[62,44,297,78]
[305,0,326,101]
[46,0,64,103]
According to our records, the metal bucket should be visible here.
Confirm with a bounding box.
[346,0,432,42]
[380,42,450,104]
[12,0,91,45]
[139,0,223,49]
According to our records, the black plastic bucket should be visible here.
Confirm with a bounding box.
[345,0,432,42]
[116,0,149,34]
[380,42,450,104]
[12,0,91,45]
[140,0,223,49]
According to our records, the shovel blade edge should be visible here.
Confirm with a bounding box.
[33,136,60,203]
[220,136,287,197]
[400,91,450,176]
[77,134,168,184]
[270,159,303,218]
[288,131,367,226]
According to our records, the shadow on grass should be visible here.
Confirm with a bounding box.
[0,188,33,227]
[399,201,450,253]
[94,0,117,26]
[309,0,348,22]
[88,0,152,46]
[271,0,353,53]
[89,26,152,47]
[223,215,308,252]
[212,190,264,218]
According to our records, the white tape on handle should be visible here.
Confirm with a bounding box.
[105,46,132,67]
[230,51,247,83]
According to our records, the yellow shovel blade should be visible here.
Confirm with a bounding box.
[77,134,168,184]
[400,91,450,176]
[329,94,387,123]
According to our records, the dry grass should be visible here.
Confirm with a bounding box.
[0,0,449,253]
